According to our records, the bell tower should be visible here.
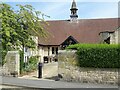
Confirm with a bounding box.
[70,0,78,22]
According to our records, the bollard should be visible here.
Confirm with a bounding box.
[38,62,43,78]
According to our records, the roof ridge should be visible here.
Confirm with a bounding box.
[46,17,119,22]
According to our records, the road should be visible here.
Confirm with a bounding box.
[1,76,118,89]
[0,62,119,89]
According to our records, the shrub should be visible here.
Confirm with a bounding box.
[67,44,120,68]
[19,50,39,74]
[23,56,39,73]
[1,50,7,66]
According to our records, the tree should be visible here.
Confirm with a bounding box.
[16,4,48,48]
[0,3,48,65]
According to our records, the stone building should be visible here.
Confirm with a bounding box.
[112,29,120,44]
[25,0,120,63]
[23,36,39,63]
[99,28,120,44]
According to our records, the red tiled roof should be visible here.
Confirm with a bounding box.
[38,18,119,45]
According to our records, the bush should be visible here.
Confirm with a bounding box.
[1,50,7,66]
[67,44,120,68]
[19,50,39,74]
[23,56,39,73]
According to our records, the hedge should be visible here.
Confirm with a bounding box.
[67,44,120,68]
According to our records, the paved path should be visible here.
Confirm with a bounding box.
[0,84,22,89]
[43,62,58,78]
[20,62,58,80]
[2,76,118,89]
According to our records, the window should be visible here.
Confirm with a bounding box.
[56,47,58,55]
[52,47,54,54]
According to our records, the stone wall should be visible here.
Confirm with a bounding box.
[2,51,20,77]
[110,30,120,44]
[58,50,118,85]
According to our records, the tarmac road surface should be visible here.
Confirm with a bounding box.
[2,76,118,89]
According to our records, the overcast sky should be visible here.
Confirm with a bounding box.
[1,0,119,20]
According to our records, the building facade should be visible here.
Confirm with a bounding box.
[110,29,120,44]
[26,0,120,63]
[99,28,120,44]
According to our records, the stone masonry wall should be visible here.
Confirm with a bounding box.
[2,51,20,77]
[58,50,118,85]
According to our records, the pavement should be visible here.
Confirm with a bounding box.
[19,62,58,80]
[0,84,22,89]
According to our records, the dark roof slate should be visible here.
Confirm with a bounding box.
[38,18,119,45]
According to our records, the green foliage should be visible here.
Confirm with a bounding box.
[1,50,7,65]
[67,44,120,68]
[67,44,119,50]
[0,3,48,65]
[23,56,39,73]
[66,44,81,50]
[0,3,19,51]
[19,50,39,74]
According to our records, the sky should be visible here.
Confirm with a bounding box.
[1,0,119,20]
